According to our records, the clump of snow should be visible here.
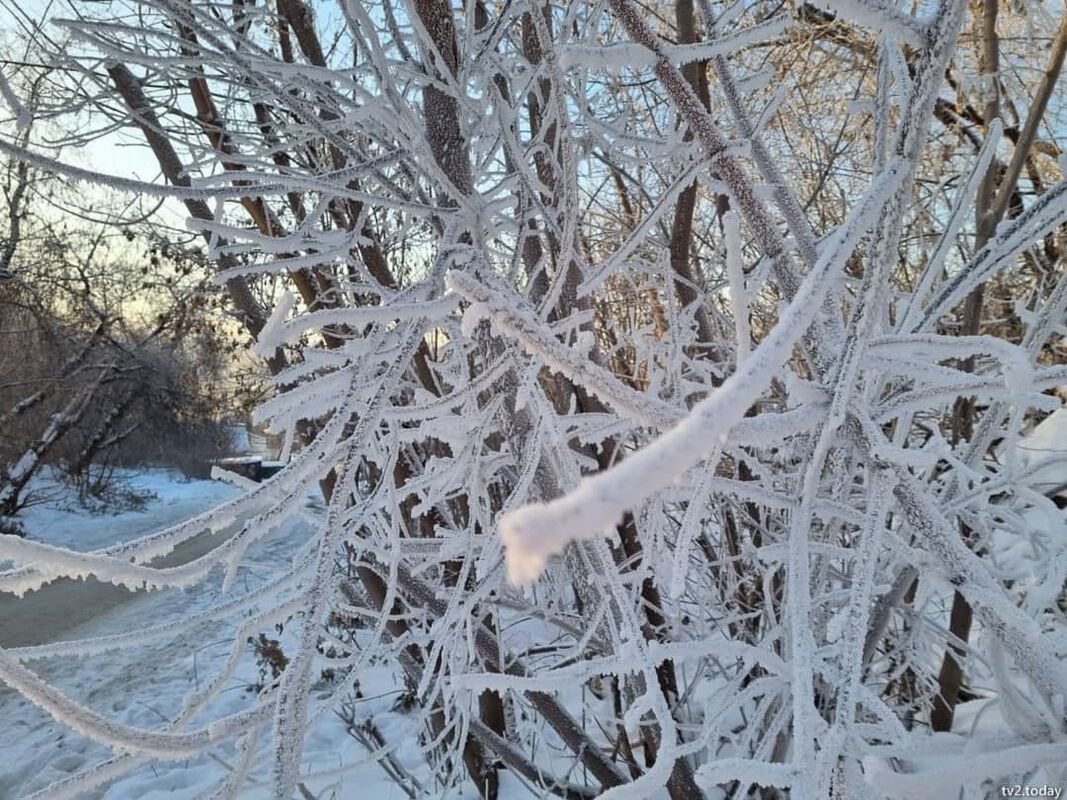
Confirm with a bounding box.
[1017,408,1067,495]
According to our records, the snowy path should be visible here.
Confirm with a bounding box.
[0,472,478,799]
[0,473,268,798]
[0,471,243,648]
[0,524,241,648]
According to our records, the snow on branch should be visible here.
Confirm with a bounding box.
[559,15,790,70]
[446,269,683,429]
[0,648,272,755]
[499,160,904,585]
[920,179,1067,328]
[807,0,929,47]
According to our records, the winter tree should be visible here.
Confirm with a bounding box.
[0,0,1065,797]
[0,74,239,526]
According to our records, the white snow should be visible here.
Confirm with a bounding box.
[0,470,445,800]
[1016,408,1067,496]
[16,469,240,553]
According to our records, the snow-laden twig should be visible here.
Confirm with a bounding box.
[558,15,790,70]
[806,0,929,47]
[447,268,683,429]
[0,647,272,755]
[499,160,904,584]
[723,209,750,364]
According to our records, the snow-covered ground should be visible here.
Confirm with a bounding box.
[0,470,445,800]
[15,469,241,553]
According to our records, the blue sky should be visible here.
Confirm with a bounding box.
[1,0,172,183]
